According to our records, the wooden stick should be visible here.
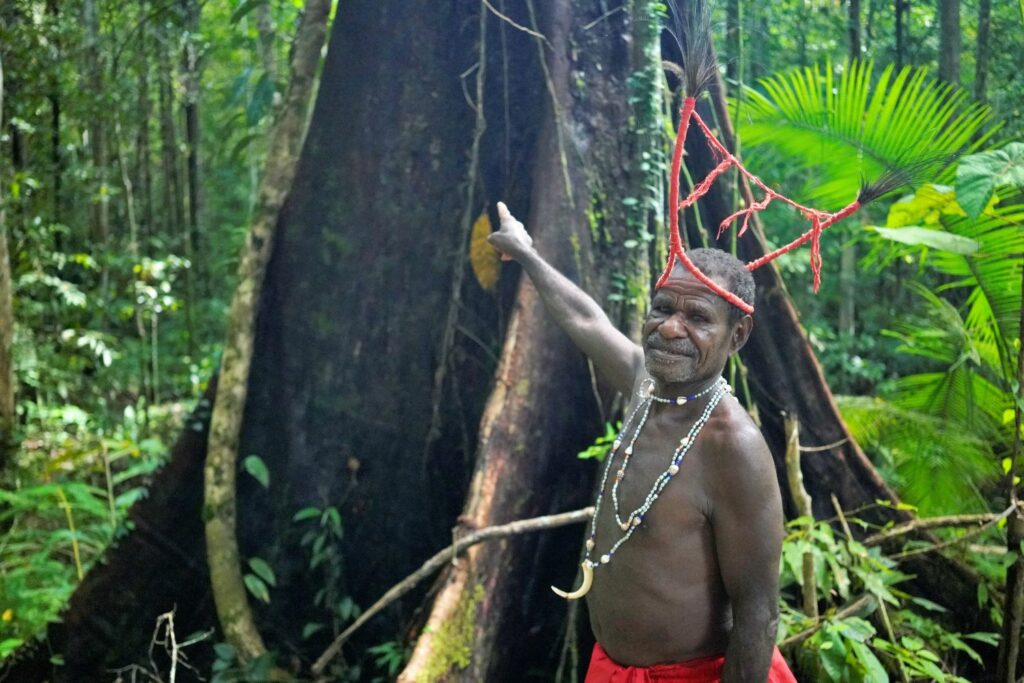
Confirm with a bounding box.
[780,594,875,648]
[863,507,1013,547]
[784,414,817,620]
[310,507,593,676]
[890,504,1018,561]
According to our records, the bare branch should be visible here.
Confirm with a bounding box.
[311,507,593,676]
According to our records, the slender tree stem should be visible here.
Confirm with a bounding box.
[996,250,1024,681]
[203,0,331,662]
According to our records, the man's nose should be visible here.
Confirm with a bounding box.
[659,313,688,339]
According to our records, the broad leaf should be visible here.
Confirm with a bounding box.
[956,142,1024,218]
[243,574,271,603]
[248,557,276,587]
[869,226,979,254]
[243,455,270,489]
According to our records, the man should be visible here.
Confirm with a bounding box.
[489,202,796,682]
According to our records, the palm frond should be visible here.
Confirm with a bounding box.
[838,395,995,515]
[881,281,1012,441]
[868,186,1023,371]
[732,60,995,206]
[890,370,1008,441]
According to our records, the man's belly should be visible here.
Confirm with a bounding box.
[584,521,731,665]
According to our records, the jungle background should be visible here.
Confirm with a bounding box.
[0,0,1022,681]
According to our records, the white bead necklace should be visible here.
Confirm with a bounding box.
[609,378,723,531]
[551,376,731,600]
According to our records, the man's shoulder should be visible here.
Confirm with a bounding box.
[698,399,775,488]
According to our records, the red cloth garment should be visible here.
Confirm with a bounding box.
[584,642,798,683]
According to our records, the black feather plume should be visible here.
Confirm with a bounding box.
[664,0,716,98]
[857,155,959,205]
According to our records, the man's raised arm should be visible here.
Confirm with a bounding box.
[488,202,643,396]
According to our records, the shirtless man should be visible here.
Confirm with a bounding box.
[489,202,796,682]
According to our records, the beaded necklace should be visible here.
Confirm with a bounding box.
[552,376,731,600]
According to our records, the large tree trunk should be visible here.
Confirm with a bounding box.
[2,1,994,680]
[400,2,650,678]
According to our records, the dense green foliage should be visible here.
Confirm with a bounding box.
[1,0,1022,680]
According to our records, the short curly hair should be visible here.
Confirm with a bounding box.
[663,248,755,321]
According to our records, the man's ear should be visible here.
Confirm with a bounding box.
[729,315,753,355]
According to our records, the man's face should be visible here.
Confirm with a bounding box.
[641,269,749,387]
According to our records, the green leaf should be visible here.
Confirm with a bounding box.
[732,60,992,207]
[338,596,360,621]
[900,635,923,651]
[230,0,266,24]
[848,640,888,682]
[908,596,947,612]
[886,184,964,228]
[869,226,979,254]
[248,557,276,587]
[243,455,270,489]
[293,506,321,521]
[839,616,876,642]
[213,642,236,660]
[244,574,271,603]
[955,142,1024,218]
[0,639,24,658]
[302,622,326,639]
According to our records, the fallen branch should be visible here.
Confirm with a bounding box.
[890,503,1018,562]
[310,506,594,676]
[863,505,1015,547]
[780,594,876,648]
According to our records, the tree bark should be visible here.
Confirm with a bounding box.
[725,0,741,83]
[156,19,190,344]
[995,262,1024,682]
[848,0,862,61]
[895,0,907,69]
[203,0,330,663]
[182,0,204,302]
[974,0,992,102]
[137,0,154,252]
[937,0,960,84]
[0,53,15,464]
[398,1,658,679]
[47,0,61,238]
[840,0,863,334]
[83,0,110,299]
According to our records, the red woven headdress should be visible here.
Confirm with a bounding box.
[661,3,926,315]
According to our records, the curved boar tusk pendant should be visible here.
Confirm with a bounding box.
[551,562,593,600]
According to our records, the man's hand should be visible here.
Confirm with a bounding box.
[484,200,642,395]
[488,202,534,262]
